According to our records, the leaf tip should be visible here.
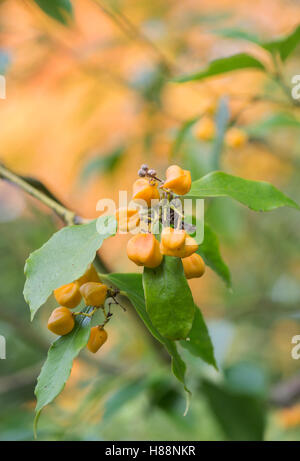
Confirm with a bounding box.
[33,410,41,440]
[183,388,192,416]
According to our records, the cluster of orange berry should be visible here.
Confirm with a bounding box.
[194,116,248,148]
[116,164,206,279]
[47,264,108,353]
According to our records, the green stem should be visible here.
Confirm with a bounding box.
[0,162,78,225]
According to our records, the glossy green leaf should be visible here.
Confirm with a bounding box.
[24,217,116,319]
[187,171,299,211]
[262,25,300,61]
[173,53,265,83]
[181,307,217,369]
[34,0,73,24]
[100,272,189,392]
[201,379,266,441]
[197,223,231,288]
[34,306,93,437]
[79,146,125,185]
[143,257,195,340]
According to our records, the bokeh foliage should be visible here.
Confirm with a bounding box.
[0,0,300,441]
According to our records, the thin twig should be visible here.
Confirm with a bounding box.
[0,162,78,226]
[0,161,111,272]
[93,0,173,73]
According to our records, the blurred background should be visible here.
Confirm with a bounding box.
[0,0,300,441]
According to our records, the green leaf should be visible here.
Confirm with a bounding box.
[180,307,217,369]
[262,25,300,61]
[143,257,195,340]
[173,53,265,83]
[34,0,73,24]
[187,171,299,211]
[201,379,266,441]
[79,146,125,185]
[211,97,230,170]
[213,27,260,43]
[100,272,190,392]
[246,113,300,137]
[34,306,93,437]
[214,25,300,61]
[24,217,116,319]
[198,223,231,288]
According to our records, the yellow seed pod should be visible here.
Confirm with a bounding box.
[194,116,215,141]
[54,282,82,309]
[127,233,162,268]
[160,228,198,258]
[163,165,191,196]
[87,326,108,353]
[183,236,199,257]
[160,227,186,251]
[115,207,140,232]
[225,127,248,148]
[76,264,100,288]
[182,253,205,279]
[203,99,217,115]
[80,282,108,307]
[132,178,160,207]
[47,307,75,336]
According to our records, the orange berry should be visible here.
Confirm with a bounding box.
[54,282,81,309]
[79,282,108,307]
[203,99,217,115]
[132,178,160,207]
[127,233,162,268]
[182,253,205,279]
[160,227,186,251]
[163,165,191,196]
[76,264,100,288]
[194,116,215,141]
[160,227,198,258]
[87,326,108,353]
[47,307,75,336]
[183,236,199,257]
[115,207,140,232]
[225,127,248,148]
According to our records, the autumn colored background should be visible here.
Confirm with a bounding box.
[0,0,300,441]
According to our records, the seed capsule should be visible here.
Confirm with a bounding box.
[127,233,162,268]
[47,307,75,336]
[182,253,206,279]
[163,165,191,196]
[225,127,248,148]
[132,178,160,207]
[115,207,140,232]
[80,282,108,307]
[160,227,198,258]
[194,116,215,141]
[87,326,108,353]
[76,264,100,288]
[54,282,81,309]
